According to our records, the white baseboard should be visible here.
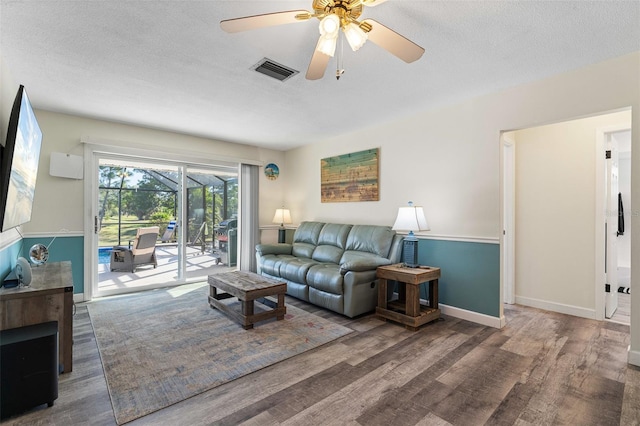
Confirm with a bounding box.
[515,295,596,320]
[73,293,85,304]
[629,347,640,367]
[438,302,505,329]
[394,294,504,329]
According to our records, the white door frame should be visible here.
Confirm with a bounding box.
[82,138,245,301]
[595,123,631,320]
[501,138,516,306]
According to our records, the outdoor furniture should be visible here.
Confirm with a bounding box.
[110,226,160,272]
[160,220,177,243]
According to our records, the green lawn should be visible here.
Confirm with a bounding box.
[99,216,161,247]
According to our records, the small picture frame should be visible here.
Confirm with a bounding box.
[264,163,279,180]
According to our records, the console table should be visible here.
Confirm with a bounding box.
[0,261,74,373]
[376,264,441,331]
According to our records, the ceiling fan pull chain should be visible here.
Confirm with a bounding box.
[336,33,345,80]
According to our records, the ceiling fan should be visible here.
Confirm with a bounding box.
[220,0,425,80]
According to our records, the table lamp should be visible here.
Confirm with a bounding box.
[272,208,292,243]
[392,201,429,267]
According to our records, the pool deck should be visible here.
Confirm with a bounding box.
[97,245,235,296]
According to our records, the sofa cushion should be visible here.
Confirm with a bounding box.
[345,225,395,258]
[311,223,352,264]
[307,263,343,295]
[278,257,318,284]
[318,223,352,247]
[293,221,324,245]
[259,254,294,276]
[292,242,317,259]
[309,287,343,314]
[292,221,325,258]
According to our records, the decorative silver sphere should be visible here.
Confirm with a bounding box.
[29,243,49,265]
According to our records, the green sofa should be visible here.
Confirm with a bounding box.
[256,221,403,318]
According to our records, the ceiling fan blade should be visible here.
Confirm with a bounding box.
[220,10,311,33]
[306,41,331,80]
[362,0,391,7]
[362,19,425,63]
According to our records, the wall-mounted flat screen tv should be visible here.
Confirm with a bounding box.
[0,85,43,232]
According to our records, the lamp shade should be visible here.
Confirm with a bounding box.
[272,208,292,226]
[344,22,368,52]
[392,201,428,268]
[317,35,338,57]
[392,203,429,232]
[319,14,340,37]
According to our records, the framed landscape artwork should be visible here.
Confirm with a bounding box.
[321,148,379,203]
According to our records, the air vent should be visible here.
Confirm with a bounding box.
[252,58,299,82]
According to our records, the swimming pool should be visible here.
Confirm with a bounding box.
[98,247,112,264]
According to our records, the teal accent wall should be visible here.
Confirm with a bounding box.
[417,239,500,318]
[0,239,23,281]
[22,236,84,295]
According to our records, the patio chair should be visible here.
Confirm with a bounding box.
[161,220,177,243]
[110,226,160,272]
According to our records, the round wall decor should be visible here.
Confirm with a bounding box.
[264,163,279,180]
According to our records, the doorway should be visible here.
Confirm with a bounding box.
[600,128,632,323]
[501,110,632,322]
[87,152,239,299]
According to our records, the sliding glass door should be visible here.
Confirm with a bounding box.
[92,155,238,298]
[183,166,238,280]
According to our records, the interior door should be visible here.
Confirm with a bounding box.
[605,136,619,318]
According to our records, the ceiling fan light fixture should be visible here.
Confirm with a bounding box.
[317,34,338,57]
[344,22,368,51]
[319,14,340,37]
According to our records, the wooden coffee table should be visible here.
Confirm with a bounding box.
[208,271,287,329]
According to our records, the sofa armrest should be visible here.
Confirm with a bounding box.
[340,257,392,275]
[256,243,292,257]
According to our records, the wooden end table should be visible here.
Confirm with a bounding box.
[376,264,441,331]
[208,271,286,329]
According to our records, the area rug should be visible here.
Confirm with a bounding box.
[87,283,353,425]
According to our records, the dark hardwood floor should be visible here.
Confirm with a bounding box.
[2,297,639,425]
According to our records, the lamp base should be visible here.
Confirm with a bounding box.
[278,228,286,244]
[402,238,419,268]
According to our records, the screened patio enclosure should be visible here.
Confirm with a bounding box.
[98,164,238,254]
[92,155,242,298]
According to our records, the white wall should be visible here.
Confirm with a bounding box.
[285,101,500,238]
[284,51,640,364]
[286,53,639,238]
[1,54,18,146]
[22,110,285,234]
[513,111,631,312]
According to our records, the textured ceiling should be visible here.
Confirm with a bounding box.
[1,1,639,151]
